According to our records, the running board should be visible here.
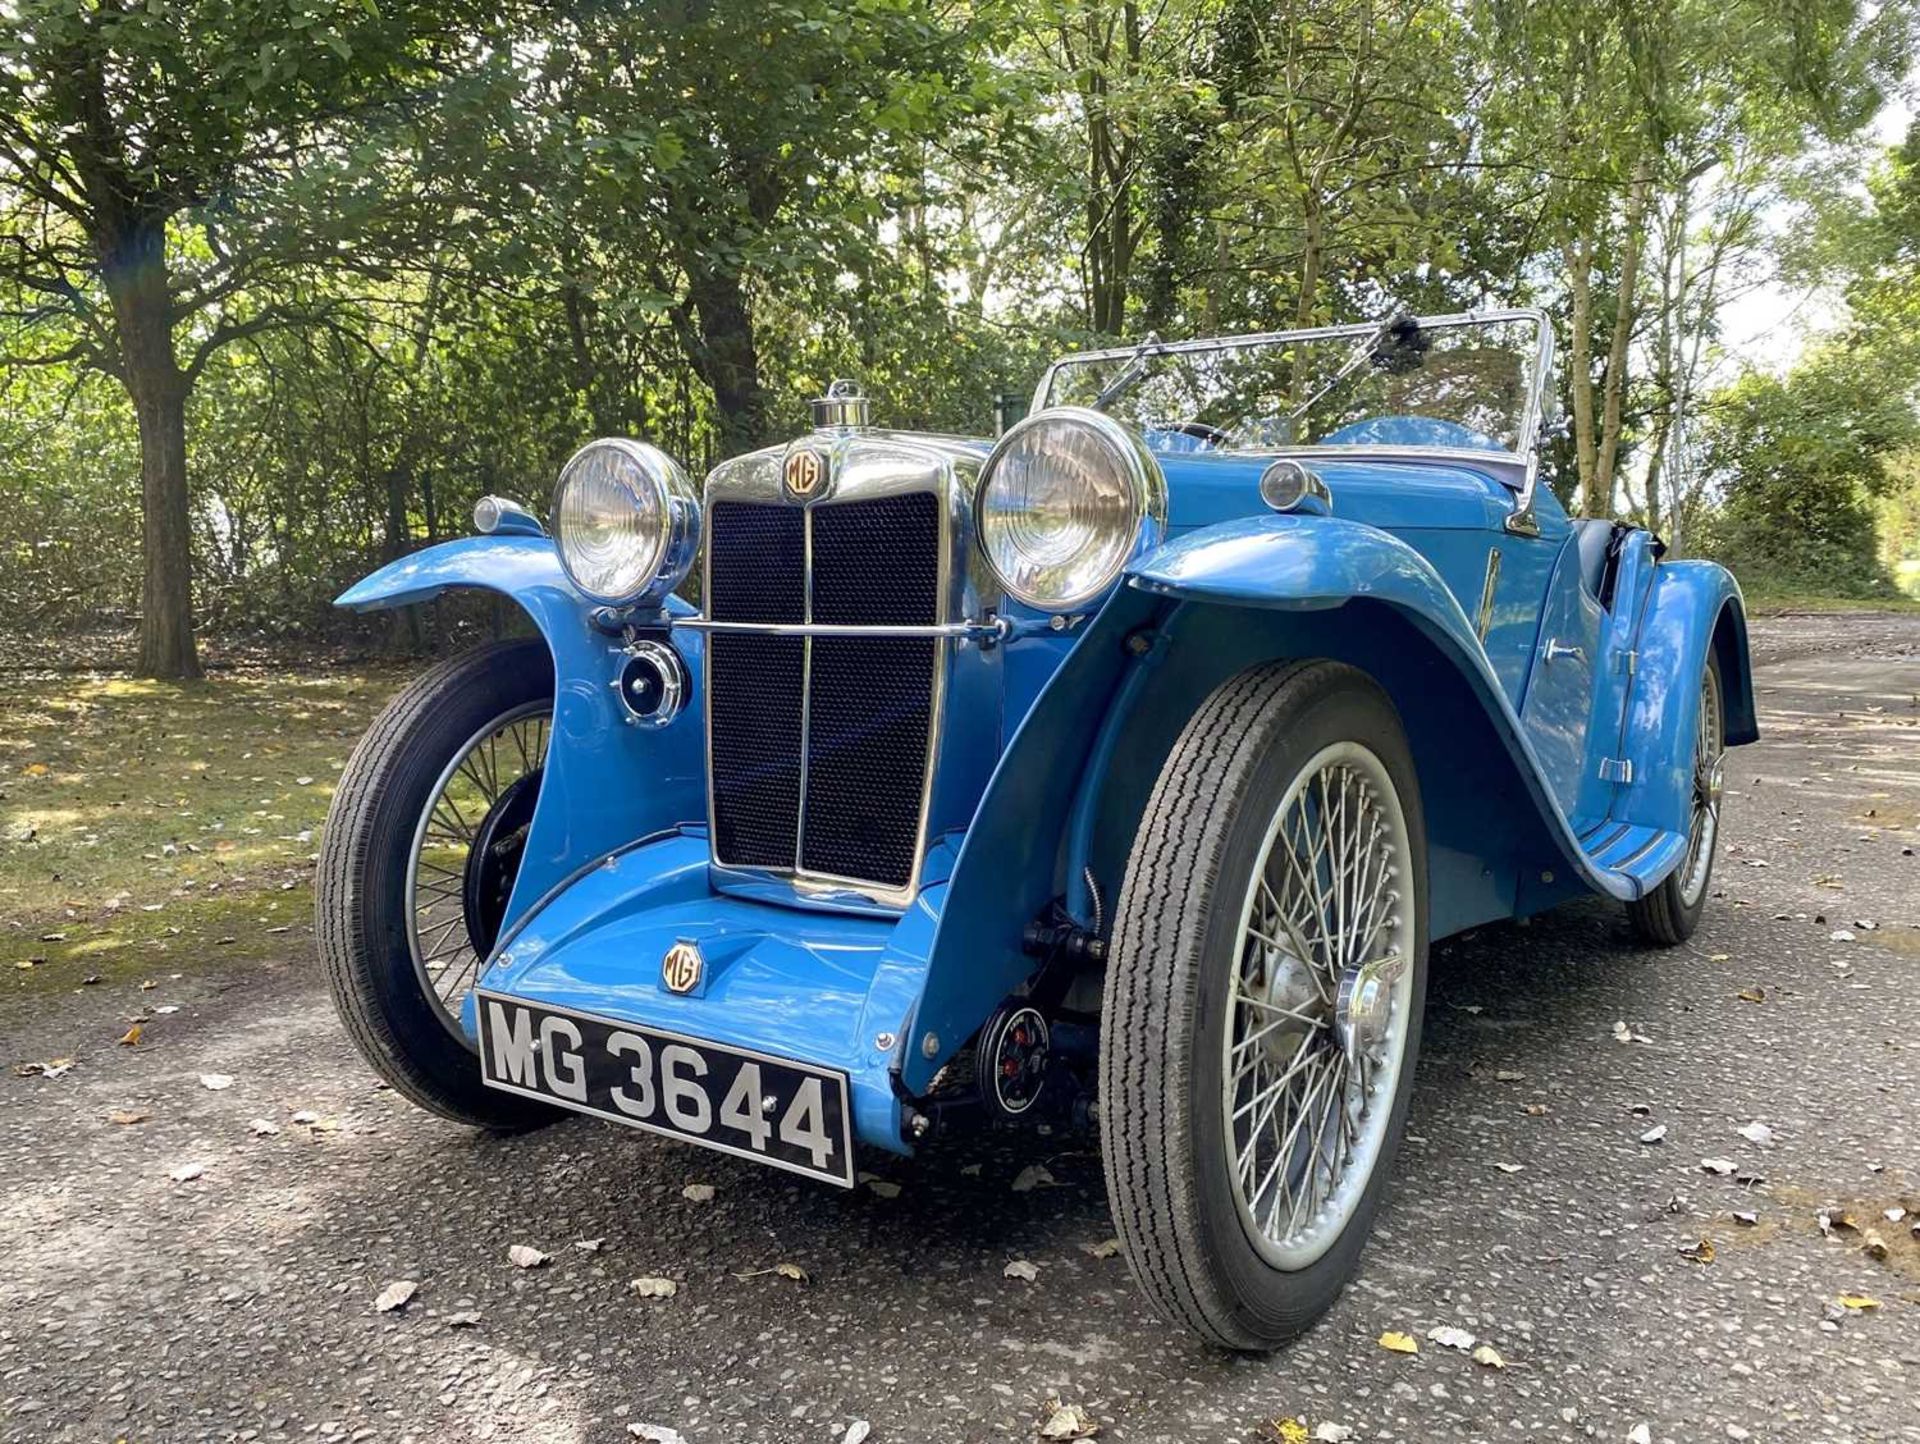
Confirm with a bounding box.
[1573,818,1687,897]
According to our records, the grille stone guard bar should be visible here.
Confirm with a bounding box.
[672,616,1009,642]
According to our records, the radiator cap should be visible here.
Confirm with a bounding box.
[810,378,870,431]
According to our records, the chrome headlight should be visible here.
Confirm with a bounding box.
[551,438,699,607]
[975,407,1167,611]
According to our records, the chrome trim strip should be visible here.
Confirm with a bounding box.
[794,506,816,856]
[1035,307,1557,537]
[1614,833,1663,872]
[673,617,1007,640]
[1475,548,1502,641]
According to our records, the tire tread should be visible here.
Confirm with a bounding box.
[316,638,552,1128]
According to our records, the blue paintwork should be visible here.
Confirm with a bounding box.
[336,537,708,956]
[338,421,1755,1157]
[1321,415,1507,451]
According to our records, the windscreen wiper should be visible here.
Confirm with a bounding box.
[1284,310,1414,427]
[1091,331,1163,411]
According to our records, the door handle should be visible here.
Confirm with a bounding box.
[1544,639,1586,665]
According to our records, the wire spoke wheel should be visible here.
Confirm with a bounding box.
[405,702,551,1041]
[1222,740,1415,1270]
[1678,662,1725,909]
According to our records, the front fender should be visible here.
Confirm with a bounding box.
[904,515,1617,1094]
[336,537,707,954]
[1614,560,1755,832]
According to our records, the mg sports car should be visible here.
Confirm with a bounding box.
[318,308,1754,1350]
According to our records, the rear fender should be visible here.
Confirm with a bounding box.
[903,515,1607,1093]
[336,536,706,937]
[1612,560,1755,831]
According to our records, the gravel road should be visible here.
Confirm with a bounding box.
[4,613,1917,1444]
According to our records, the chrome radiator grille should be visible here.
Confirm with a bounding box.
[706,491,942,893]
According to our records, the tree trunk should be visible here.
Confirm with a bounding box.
[686,263,768,458]
[1592,154,1653,518]
[103,220,200,680]
[1561,234,1597,511]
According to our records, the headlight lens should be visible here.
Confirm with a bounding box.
[976,408,1166,610]
[551,438,698,606]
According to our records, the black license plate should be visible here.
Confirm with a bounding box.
[476,992,855,1187]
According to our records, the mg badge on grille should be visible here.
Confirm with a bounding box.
[661,939,704,994]
[783,445,828,500]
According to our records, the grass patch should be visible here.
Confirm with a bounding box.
[0,664,405,995]
[1741,591,1920,616]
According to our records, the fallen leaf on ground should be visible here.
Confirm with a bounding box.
[248,1118,280,1136]
[18,1059,75,1079]
[507,1244,550,1269]
[373,1280,417,1313]
[168,1161,205,1182]
[445,1311,481,1328]
[681,1183,715,1202]
[1736,1121,1774,1145]
[1493,1162,1524,1174]
[573,1238,604,1253]
[289,1109,319,1124]
[1082,1238,1122,1259]
[1312,1426,1353,1443]
[1640,1125,1668,1144]
[1427,1325,1475,1351]
[117,1023,143,1046]
[1700,1158,1737,1176]
[1377,1330,1419,1354]
[1039,1400,1099,1440]
[865,1177,901,1199]
[107,1109,148,1125]
[840,1421,871,1444]
[1885,1207,1907,1223]
[1736,987,1766,1003]
[1471,1344,1506,1368]
[199,1072,233,1091]
[627,1426,688,1444]
[630,1276,677,1298]
[1678,1238,1716,1264]
[1629,1426,1652,1444]
[1522,1102,1549,1116]
[773,1261,809,1284]
[1268,1420,1308,1444]
[1862,1230,1889,1261]
[1004,1259,1040,1282]
[1830,929,1855,942]
[1012,1162,1056,1192]
[1493,1069,1525,1082]
[1733,1210,1758,1226]
[1837,1294,1880,1311]
[1819,1208,1859,1236]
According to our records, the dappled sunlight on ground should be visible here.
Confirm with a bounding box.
[1,665,407,1003]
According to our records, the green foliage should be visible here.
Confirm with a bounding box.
[1696,349,1918,597]
[3,0,1919,649]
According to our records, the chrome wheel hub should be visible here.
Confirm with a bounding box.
[1335,952,1406,1064]
[1221,741,1415,1271]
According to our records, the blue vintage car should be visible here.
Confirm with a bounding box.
[319,308,1754,1350]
